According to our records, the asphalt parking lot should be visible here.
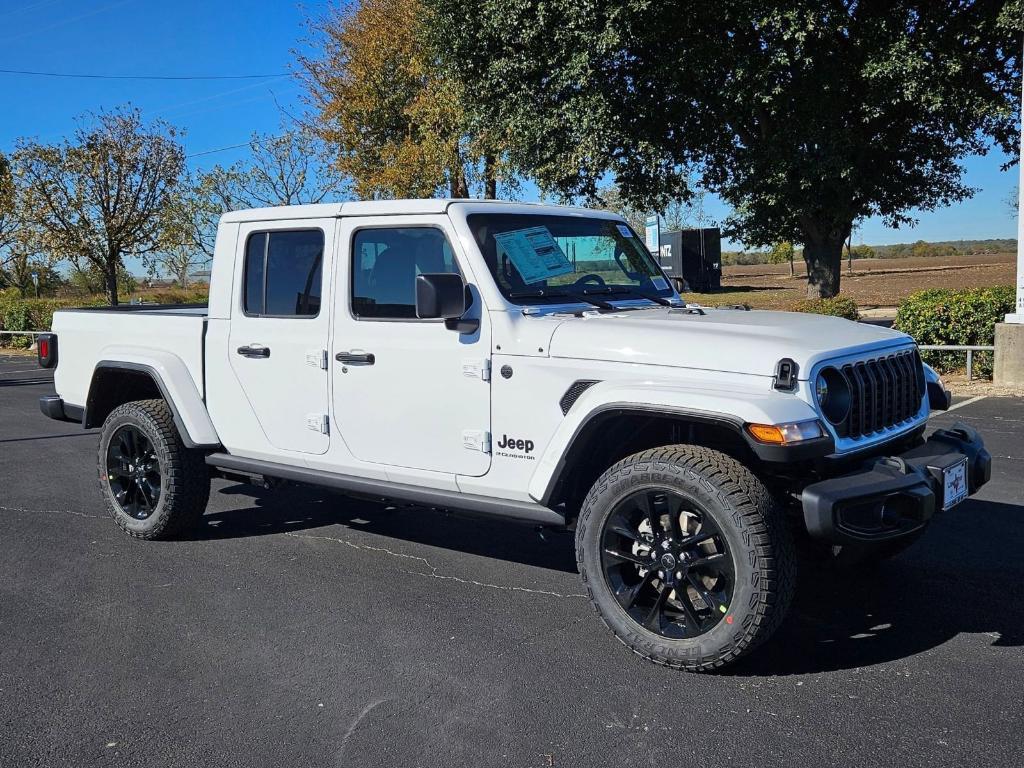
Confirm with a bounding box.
[1,352,1022,767]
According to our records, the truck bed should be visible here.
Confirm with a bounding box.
[51,305,208,409]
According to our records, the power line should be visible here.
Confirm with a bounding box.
[186,132,292,157]
[0,67,288,81]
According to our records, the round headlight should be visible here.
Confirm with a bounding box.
[816,366,851,425]
[815,373,829,406]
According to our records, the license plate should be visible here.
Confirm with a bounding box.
[942,459,969,510]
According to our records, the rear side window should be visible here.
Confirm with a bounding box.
[351,227,458,319]
[243,230,324,317]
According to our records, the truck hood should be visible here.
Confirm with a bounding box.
[546,306,911,378]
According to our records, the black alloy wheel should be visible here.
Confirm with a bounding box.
[576,444,795,671]
[98,399,209,539]
[601,488,735,640]
[105,424,162,519]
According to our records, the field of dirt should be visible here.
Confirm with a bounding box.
[684,251,1017,310]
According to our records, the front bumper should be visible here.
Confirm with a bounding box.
[802,422,990,544]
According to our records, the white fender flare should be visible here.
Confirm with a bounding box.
[87,347,220,448]
[528,379,823,504]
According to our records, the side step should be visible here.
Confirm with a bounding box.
[204,453,565,527]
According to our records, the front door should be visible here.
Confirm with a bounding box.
[228,220,334,455]
[331,217,491,476]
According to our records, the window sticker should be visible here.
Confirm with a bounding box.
[652,276,670,291]
[494,226,574,285]
[615,224,632,239]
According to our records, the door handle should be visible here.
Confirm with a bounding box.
[237,345,271,359]
[335,351,375,365]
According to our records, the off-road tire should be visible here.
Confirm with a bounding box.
[98,399,209,540]
[576,444,796,672]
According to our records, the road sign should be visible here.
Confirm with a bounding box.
[644,215,660,254]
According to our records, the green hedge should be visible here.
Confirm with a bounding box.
[0,294,107,348]
[0,287,210,348]
[894,286,1014,378]
[789,296,860,321]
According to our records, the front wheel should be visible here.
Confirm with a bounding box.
[98,399,210,540]
[576,445,795,671]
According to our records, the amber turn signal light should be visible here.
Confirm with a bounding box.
[745,420,825,445]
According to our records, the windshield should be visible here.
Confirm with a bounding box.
[467,213,674,306]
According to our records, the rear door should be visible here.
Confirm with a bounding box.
[228,219,335,455]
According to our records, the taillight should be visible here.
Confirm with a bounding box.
[37,333,57,369]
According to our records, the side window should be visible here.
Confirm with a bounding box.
[351,227,458,319]
[243,229,324,317]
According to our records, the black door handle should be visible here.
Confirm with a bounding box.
[335,351,375,365]
[237,345,271,358]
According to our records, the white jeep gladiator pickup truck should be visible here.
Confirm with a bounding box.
[37,199,991,671]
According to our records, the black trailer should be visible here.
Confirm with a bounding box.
[659,228,722,293]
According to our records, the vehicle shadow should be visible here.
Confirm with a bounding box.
[191,481,579,574]
[193,485,1023,671]
[0,376,55,388]
[728,498,1024,675]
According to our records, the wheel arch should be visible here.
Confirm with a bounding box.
[535,405,757,513]
[529,381,832,513]
[85,357,220,449]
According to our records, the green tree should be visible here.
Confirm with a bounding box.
[662,185,713,232]
[298,0,504,199]
[0,153,21,279]
[851,244,876,260]
[433,0,1022,297]
[767,241,794,265]
[198,127,348,211]
[150,173,218,288]
[158,128,349,287]
[68,262,137,297]
[14,107,185,305]
[586,183,647,232]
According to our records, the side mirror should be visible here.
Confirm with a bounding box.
[416,273,466,320]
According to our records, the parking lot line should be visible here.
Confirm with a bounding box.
[934,394,987,416]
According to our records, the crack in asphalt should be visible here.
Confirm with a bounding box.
[0,504,102,519]
[0,504,585,599]
[335,698,390,760]
[284,531,586,599]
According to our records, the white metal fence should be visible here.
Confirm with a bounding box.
[917,344,995,381]
[0,331,1000,380]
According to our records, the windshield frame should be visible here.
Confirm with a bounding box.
[465,211,676,307]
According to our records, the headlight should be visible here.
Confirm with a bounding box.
[815,373,829,406]
[815,366,851,425]
[746,419,826,445]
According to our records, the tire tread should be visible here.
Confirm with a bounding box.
[575,444,796,672]
[98,399,209,540]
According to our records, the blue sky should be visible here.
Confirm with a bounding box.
[1,0,1019,253]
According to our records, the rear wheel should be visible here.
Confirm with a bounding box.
[98,399,209,539]
[576,445,795,671]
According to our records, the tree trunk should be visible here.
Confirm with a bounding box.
[801,220,849,298]
[449,167,469,198]
[802,238,844,298]
[483,154,496,199]
[107,260,119,306]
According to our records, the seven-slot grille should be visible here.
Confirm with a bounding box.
[835,349,926,438]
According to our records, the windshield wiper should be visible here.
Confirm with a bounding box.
[603,287,675,307]
[509,288,616,311]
